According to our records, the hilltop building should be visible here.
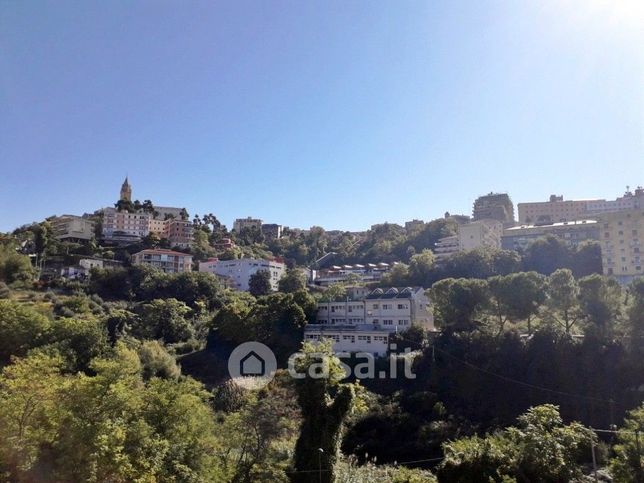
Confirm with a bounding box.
[233,217,263,233]
[434,219,503,260]
[501,220,600,252]
[50,215,95,242]
[472,193,515,225]
[517,187,644,224]
[120,177,132,202]
[598,209,643,284]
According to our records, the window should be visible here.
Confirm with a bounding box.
[372,304,379,309]
[397,303,408,310]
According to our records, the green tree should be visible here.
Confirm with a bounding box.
[278,267,307,293]
[626,277,644,355]
[0,244,34,285]
[430,278,490,332]
[523,235,572,275]
[0,300,51,363]
[578,274,622,339]
[135,298,194,343]
[408,249,435,286]
[293,341,355,483]
[249,269,272,297]
[137,340,181,380]
[611,403,644,482]
[546,269,580,334]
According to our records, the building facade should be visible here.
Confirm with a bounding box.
[458,219,503,251]
[598,209,643,284]
[233,217,263,233]
[102,207,151,242]
[261,223,283,239]
[305,287,434,356]
[50,215,96,242]
[501,220,600,252]
[310,262,393,286]
[472,193,515,225]
[198,257,286,291]
[132,249,193,273]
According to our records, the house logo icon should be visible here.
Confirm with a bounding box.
[239,350,265,377]
[228,342,277,389]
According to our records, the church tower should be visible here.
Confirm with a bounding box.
[120,177,132,201]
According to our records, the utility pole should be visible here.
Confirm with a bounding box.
[635,429,643,483]
[318,448,324,483]
[590,429,598,483]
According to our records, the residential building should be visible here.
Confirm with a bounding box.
[162,219,193,248]
[132,249,193,273]
[305,287,434,356]
[214,238,235,251]
[60,257,123,279]
[434,235,460,260]
[233,217,263,233]
[198,257,286,291]
[472,193,515,225]
[598,209,643,284]
[518,195,597,224]
[50,215,95,242]
[517,187,644,224]
[261,223,283,239]
[310,263,393,286]
[433,219,503,261]
[458,219,503,251]
[501,220,600,252]
[102,207,151,243]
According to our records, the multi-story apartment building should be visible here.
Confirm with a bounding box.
[162,219,193,248]
[50,215,95,242]
[518,195,597,224]
[434,219,503,260]
[310,262,393,286]
[517,187,644,224]
[198,257,286,291]
[472,193,515,225]
[434,235,460,260]
[458,219,503,251]
[261,223,283,239]
[305,287,434,356]
[598,209,643,284]
[501,220,600,252]
[233,217,263,233]
[102,207,151,243]
[132,249,193,273]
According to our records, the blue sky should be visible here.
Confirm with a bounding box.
[1,0,642,232]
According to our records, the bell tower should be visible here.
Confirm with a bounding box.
[120,177,132,201]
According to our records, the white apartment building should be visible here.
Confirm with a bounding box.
[434,219,502,261]
[198,257,286,292]
[132,249,193,273]
[458,219,503,251]
[50,215,96,242]
[305,287,434,356]
[311,263,393,286]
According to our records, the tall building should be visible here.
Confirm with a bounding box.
[304,287,434,356]
[50,215,95,242]
[233,217,263,233]
[261,223,283,239]
[598,209,643,284]
[472,193,515,225]
[102,207,151,243]
[198,257,286,292]
[120,177,132,202]
[132,249,193,273]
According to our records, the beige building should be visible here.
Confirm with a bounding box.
[148,218,193,248]
[50,215,95,242]
[132,249,193,273]
[598,209,643,284]
[434,219,503,260]
[233,217,263,233]
[518,188,644,224]
[518,195,594,224]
